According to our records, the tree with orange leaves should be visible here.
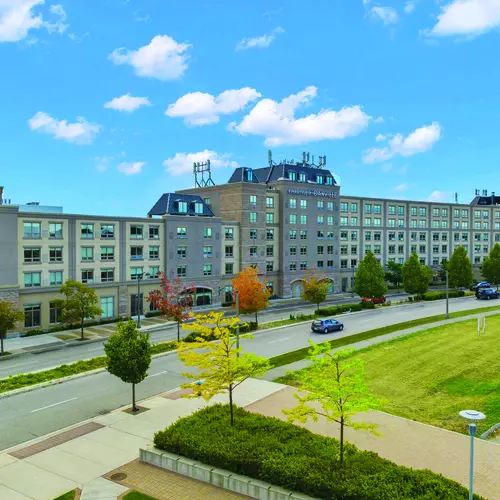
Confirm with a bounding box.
[301,268,331,311]
[147,271,196,342]
[232,266,270,327]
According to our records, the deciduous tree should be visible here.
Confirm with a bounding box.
[178,311,270,426]
[283,344,380,465]
[301,268,330,310]
[402,253,434,295]
[437,258,449,282]
[148,272,195,342]
[384,261,403,292]
[353,252,388,299]
[448,246,473,289]
[0,301,24,355]
[482,243,500,286]
[104,320,152,412]
[232,266,270,326]
[56,280,103,341]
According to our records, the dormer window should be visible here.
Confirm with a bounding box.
[177,201,188,213]
[246,169,253,181]
[288,171,297,181]
[316,175,323,184]
[299,172,307,183]
[194,202,204,214]
[325,177,334,185]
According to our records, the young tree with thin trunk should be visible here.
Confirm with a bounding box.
[148,271,195,342]
[353,252,388,299]
[56,280,103,340]
[402,253,434,295]
[301,268,330,310]
[481,242,500,286]
[447,246,473,289]
[178,311,270,426]
[283,344,380,465]
[384,261,403,292]
[0,301,24,355]
[104,320,152,413]
[232,266,270,327]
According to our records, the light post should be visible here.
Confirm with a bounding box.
[459,409,486,500]
[218,286,240,358]
[445,268,449,319]
[136,272,150,329]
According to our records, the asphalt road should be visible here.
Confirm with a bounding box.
[0,295,497,451]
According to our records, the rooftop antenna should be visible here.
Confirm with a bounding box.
[193,160,215,188]
[455,192,458,204]
[306,152,310,164]
[268,149,273,166]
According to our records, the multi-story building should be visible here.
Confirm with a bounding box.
[1,159,499,332]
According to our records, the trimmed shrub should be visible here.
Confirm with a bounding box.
[414,290,465,302]
[315,302,363,317]
[154,404,482,500]
[360,301,376,310]
[22,329,45,337]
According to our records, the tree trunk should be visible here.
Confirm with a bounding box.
[80,318,84,341]
[254,311,258,328]
[317,302,320,311]
[0,331,4,355]
[132,383,137,412]
[339,416,344,465]
[177,321,180,342]
[229,385,234,426]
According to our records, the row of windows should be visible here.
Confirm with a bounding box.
[286,171,334,184]
[289,230,335,240]
[176,227,213,239]
[288,214,335,225]
[249,212,275,224]
[249,195,275,208]
[289,199,335,211]
[290,245,335,256]
[176,246,215,259]
[289,260,335,271]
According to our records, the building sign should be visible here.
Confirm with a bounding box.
[287,188,337,198]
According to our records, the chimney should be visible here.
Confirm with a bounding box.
[0,186,3,205]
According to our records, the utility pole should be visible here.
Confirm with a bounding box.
[445,269,449,319]
[235,291,240,357]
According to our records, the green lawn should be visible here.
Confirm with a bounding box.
[53,491,75,500]
[279,316,500,434]
[123,491,158,500]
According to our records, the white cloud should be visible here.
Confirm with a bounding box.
[109,34,190,80]
[28,111,100,144]
[363,122,441,163]
[395,182,409,191]
[0,0,67,42]
[117,161,145,175]
[163,150,239,176]
[429,0,500,37]
[381,162,392,172]
[133,10,149,22]
[404,1,416,14]
[166,88,261,126]
[371,6,399,24]
[236,27,284,50]
[104,93,152,112]
[428,190,451,202]
[230,86,372,146]
[376,133,389,142]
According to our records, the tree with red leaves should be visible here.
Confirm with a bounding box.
[148,271,196,342]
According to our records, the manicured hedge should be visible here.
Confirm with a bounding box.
[315,302,364,317]
[409,290,465,302]
[154,404,481,500]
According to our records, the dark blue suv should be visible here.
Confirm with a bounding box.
[476,288,500,300]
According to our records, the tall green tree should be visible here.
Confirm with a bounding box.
[448,246,473,289]
[0,301,24,355]
[56,280,103,341]
[353,252,388,299]
[402,253,434,294]
[482,243,500,285]
[437,258,449,282]
[301,268,330,310]
[283,344,380,465]
[384,261,403,291]
[104,320,152,412]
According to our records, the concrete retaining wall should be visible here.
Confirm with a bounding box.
[140,446,317,500]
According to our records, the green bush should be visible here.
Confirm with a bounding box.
[360,301,376,309]
[22,328,45,337]
[413,290,465,302]
[154,404,482,500]
[239,321,258,333]
[315,302,363,317]
[145,311,162,318]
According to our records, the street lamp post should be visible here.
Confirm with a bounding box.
[218,286,240,358]
[459,409,486,500]
[445,269,449,319]
[136,272,150,329]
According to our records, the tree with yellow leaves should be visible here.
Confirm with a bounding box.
[178,311,270,425]
[301,268,331,310]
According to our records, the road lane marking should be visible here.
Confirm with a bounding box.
[31,397,78,413]
[148,370,169,378]
[268,337,290,344]
[1,360,38,370]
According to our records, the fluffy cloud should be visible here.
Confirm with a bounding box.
[166,88,261,126]
[371,6,399,24]
[109,35,190,80]
[230,86,372,146]
[395,182,409,192]
[0,0,67,42]
[428,190,451,202]
[104,93,152,112]
[376,133,389,142]
[117,161,145,175]
[236,26,284,50]
[28,111,100,144]
[363,122,441,163]
[404,1,416,14]
[429,0,500,37]
[163,150,239,176]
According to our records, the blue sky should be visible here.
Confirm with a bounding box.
[1,0,500,216]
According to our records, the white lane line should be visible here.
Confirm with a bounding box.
[268,337,290,344]
[148,370,169,378]
[1,360,39,370]
[31,397,78,413]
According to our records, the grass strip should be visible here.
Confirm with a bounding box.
[52,491,76,500]
[268,305,500,369]
[123,492,158,500]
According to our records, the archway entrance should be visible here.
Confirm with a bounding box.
[291,280,305,298]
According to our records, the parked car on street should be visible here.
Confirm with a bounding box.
[311,318,344,334]
[471,281,490,291]
[476,288,499,300]
[361,296,386,304]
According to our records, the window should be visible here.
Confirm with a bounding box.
[316,175,323,184]
[23,222,41,239]
[177,201,188,213]
[266,213,274,224]
[374,245,381,255]
[50,247,63,262]
[289,245,297,256]
[24,247,41,263]
[373,218,380,227]
[300,245,307,256]
[266,228,274,240]
[398,232,404,241]
[351,202,358,213]
[327,245,334,254]
[81,269,94,284]
[462,209,468,218]
[317,245,324,255]
[101,297,114,319]
[194,202,204,214]
[442,208,448,217]
[225,228,234,240]
[411,207,417,216]
[81,247,94,261]
[341,202,348,212]
[398,245,404,254]
[289,261,297,272]
[300,260,307,271]
[441,221,448,229]
[250,228,258,240]
[130,267,143,280]
[250,246,257,257]
[80,224,94,240]
[327,259,334,268]
[266,245,274,257]
[327,201,334,211]
[419,245,426,254]
[388,219,395,228]
[398,206,404,216]
[250,195,257,206]
[418,220,426,228]
[389,245,395,255]
[433,221,439,229]
[433,208,439,217]
[351,217,358,226]
[177,265,187,278]
[300,215,307,225]
[100,246,115,261]
[340,231,348,240]
[130,246,143,260]
[49,223,62,239]
[149,246,160,260]
[288,171,297,181]
[130,225,143,239]
[289,198,297,209]
[327,231,334,239]
[266,261,274,272]
[433,245,439,254]
[340,216,348,226]
[389,205,396,215]
[340,245,348,255]
[442,245,448,253]
[203,245,213,258]
[389,232,396,241]
[317,200,325,210]
[419,207,427,217]
[49,271,63,286]
[300,230,307,240]
[149,226,159,239]
[225,263,234,275]
[266,196,274,208]
[177,246,187,259]
[289,214,297,225]
[365,204,372,214]
[203,264,212,276]
[50,301,61,324]
[374,232,381,241]
[364,217,372,226]
[300,199,307,210]
[289,230,297,240]
[340,260,348,269]
[249,212,257,223]
[203,227,213,239]
[317,215,324,225]
[454,209,460,218]
[317,260,324,269]
[101,224,114,239]
[101,269,114,283]
[177,227,187,238]
[246,170,253,181]
[373,205,381,214]
[149,267,159,278]
[327,216,333,226]
[299,172,306,183]
[461,221,469,229]
[224,245,234,259]
[24,304,41,328]
[419,232,426,241]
